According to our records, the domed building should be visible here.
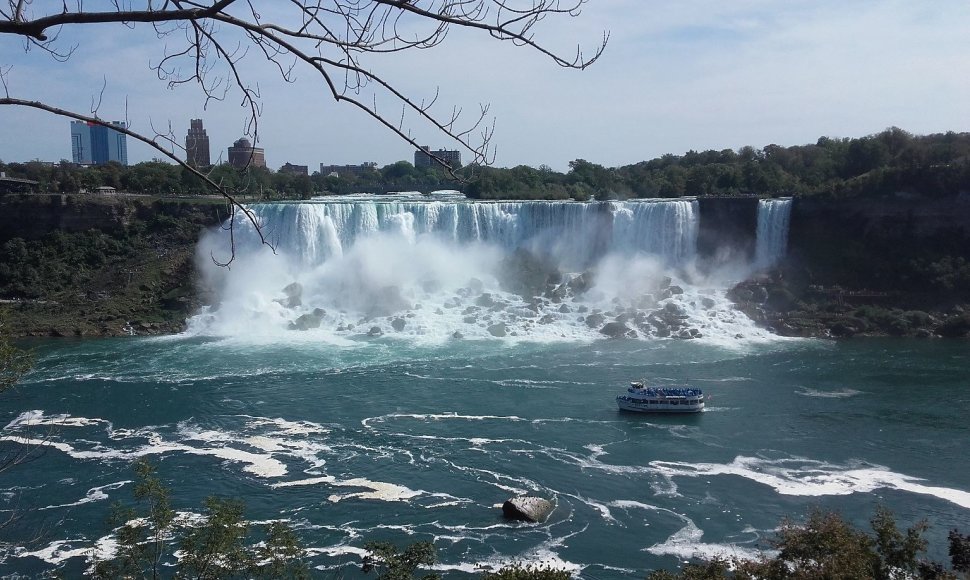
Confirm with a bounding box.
[227,137,266,169]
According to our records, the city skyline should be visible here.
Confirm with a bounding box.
[67,115,462,173]
[1,2,969,172]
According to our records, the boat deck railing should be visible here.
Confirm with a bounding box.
[627,386,703,397]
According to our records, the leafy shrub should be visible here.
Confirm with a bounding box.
[482,563,574,580]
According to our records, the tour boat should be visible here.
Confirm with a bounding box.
[616,381,705,413]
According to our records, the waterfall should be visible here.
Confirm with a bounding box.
[235,198,699,270]
[755,198,792,269]
[190,195,777,343]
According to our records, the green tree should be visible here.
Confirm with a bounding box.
[648,509,962,580]
[0,315,33,476]
[482,563,574,580]
[0,316,31,395]
[950,530,970,574]
[93,460,308,579]
[178,497,252,579]
[843,137,890,178]
[93,459,175,579]
[870,505,929,578]
[253,522,311,580]
[763,510,880,579]
[362,541,440,580]
[647,558,732,580]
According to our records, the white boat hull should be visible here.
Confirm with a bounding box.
[616,396,704,413]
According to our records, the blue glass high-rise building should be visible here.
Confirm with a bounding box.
[70,120,128,165]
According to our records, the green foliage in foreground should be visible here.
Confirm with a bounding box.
[480,563,573,580]
[363,540,441,580]
[0,316,33,474]
[360,521,969,580]
[0,316,31,393]
[647,508,969,580]
[92,459,309,579]
[359,543,574,580]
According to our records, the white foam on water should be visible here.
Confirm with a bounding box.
[12,540,94,565]
[181,445,287,478]
[435,530,586,577]
[362,412,528,428]
[39,481,131,511]
[650,456,970,509]
[572,495,617,524]
[242,416,330,436]
[308,544,370,559]
[600,502,770,563]
[424,499,466,509]
[646,519,766,562]
[270,475,422,502]
[396,433,529,448]
[610,499,665,512]
[796,387,864,399]
[4,410,108,430]
[1,425,288,479]
[86,535,120,567]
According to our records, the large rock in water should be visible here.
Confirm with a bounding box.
[487,322,508,337]
[502,496,554,523]
[288,308,325,331]
[600,321,632,338]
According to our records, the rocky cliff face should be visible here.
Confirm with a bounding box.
[0,194,226,337]
[734,193,970,338]
[696,196,760,266]
[786,194,970,292]
[0,194,138,242]
[0,194,226,243]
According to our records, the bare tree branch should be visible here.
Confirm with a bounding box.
[0,1,604,257]
[0,0,242,41]
[1,1,606,173]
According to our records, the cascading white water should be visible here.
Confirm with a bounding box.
[188,196,777,344]
[755,198,792,269]
[236,199,697,270]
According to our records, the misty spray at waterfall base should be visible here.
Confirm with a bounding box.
[189,197,789,344]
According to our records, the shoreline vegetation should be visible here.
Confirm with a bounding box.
[1,128,968,339]
[4,128,969,200]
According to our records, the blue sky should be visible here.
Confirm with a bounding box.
[1,1,968,171]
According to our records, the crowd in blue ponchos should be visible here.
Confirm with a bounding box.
[628,383,703,397]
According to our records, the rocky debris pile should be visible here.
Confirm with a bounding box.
[729,275,970,338]
[274,250,715,340]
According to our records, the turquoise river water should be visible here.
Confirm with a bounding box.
[1,336,968,577]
